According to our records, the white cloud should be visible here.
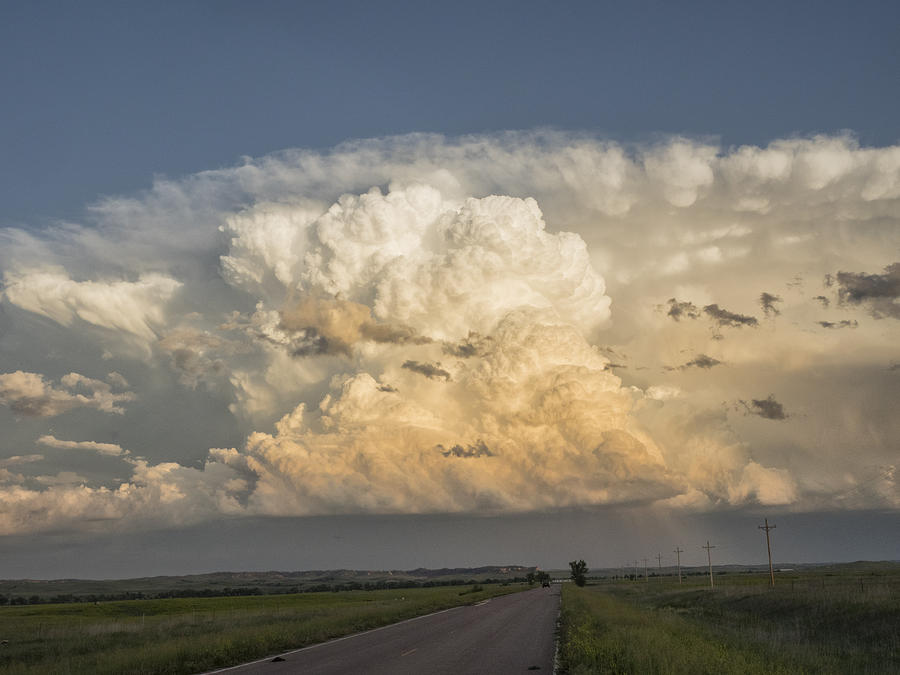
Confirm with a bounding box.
[2,268,181,345]
[643,140,716,207]
[0,370,134,417]
[0,458,247,536]
[37,435,127,457]
[729,461,799,506]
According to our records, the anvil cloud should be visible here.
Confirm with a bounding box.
[0,132,898,535]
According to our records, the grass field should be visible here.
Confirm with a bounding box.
[0,583,525,674]
[558,563,900,674]
[0,566,533,603]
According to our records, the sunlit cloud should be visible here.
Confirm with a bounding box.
[0,371,134,417]
[0,131,898,534]
[2,268,181,347]
[37,435,128,457]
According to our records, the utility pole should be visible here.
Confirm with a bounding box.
[642,557,648,582]
[702,541,716,589]
[655,552,663,579]
[674,546,683,584]
[759,518,776,587]
[633,560,638,582]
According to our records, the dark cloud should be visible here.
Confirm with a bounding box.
[683,354,722,369]
[377,384,398,393]
[402,360,451,381]
[740,394,788,421]
[664,298,701,321]
[835,263,900,319]
[361,322,430,346]
[444,342,478,358]
[158,330,231,387]
[442,333,488,358]
[664,299,758,328]
[437,440,493,458]
[813,295,831,308]
[287,329,331,357]
[888,363,900,372]
[703,304,758,328]
[279,297,432,357]
[759,292,782,317]
[817,320,858,329]
[665,354,722,371]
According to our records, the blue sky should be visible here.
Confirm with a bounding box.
[3,0,898,226]
[1,1,898,577]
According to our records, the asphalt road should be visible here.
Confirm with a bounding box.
[203,586,560,675]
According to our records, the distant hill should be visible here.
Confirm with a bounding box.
[0,566,536,604]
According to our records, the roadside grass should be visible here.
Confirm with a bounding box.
[559,570,900,674]
[0,583,525,674]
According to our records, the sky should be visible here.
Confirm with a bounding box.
[1,1,898,579]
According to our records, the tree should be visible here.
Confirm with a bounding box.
[569,560,588,587]
[526,572,536,585]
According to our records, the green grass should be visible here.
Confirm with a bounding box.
[559,568,900,674]
[0,566,534,603]
[0,584,526,674]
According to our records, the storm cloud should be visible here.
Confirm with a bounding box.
[835,263,900,319]
[703,304,759,328]
[760,292,782,317]
[672,354,723,370]
[1,131,899,535]
[817,320,858,329]
[665,299,702,321]
[401,360,451,381]
[438,440,493,458]
[280,296,430,357]
[741,395,789,421]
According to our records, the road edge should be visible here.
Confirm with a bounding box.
[198,604,466,675]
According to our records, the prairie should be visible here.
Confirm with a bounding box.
[559,563,900,674]
[0,583,524,674]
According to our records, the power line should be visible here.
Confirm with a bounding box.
[673,546,683,584]
[758,518,777,587]
[702,541,716,589]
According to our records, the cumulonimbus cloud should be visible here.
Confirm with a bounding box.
[1,131,898,534]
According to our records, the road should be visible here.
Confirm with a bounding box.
[203,586,560,675]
